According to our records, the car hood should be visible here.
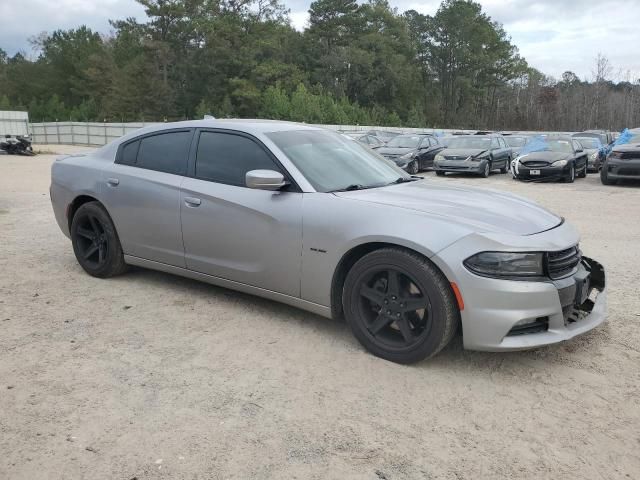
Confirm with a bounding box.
[335,180,562,236]
[440,148,488,158]
[517,151,571,162]
[377,147,415,156]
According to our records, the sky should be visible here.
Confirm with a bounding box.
[1,0,638,81]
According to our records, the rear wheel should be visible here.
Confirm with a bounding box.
[499,157,510,174]
[71,201,127,278]
[343,248,459,364]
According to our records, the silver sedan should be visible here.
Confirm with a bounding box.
[50,120,607,363]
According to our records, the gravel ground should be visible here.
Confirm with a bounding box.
[1,146,640,480]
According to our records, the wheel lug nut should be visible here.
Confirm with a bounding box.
[400,303,405,308]
[386,310,391,315]
[384,299,388,305]
[392,296,396,300]
[396,313,401,318]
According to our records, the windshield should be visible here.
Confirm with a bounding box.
[385,135,423,148]
[446,136,492,149]
[543,139,574,153]
[575,137,601,149]
[505,136,527,147]
[266,130,410,192]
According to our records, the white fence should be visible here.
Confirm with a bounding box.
[0,111,30,137]
[28,121,474,146]
[29,122,161,146]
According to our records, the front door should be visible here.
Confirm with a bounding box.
[180,129,303,297]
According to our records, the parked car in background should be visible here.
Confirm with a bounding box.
[512,135,588,183]
[433,134,511,177]
[376,133,444,174]
[601,131,640,185]
[504,135,529,159]
[573,130,614,148]
[574,136,605,171]
[50,119,607,363]
[355,134,385,149]
[366,129,400,143]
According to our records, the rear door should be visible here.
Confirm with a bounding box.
[180,129,303,297]
[101,129,193,267]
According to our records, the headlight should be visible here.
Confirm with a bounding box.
[400,152,414,159]
[464,252,544,278]
[434,154,444,163]
[589,152,598,160]
[551,159,567,167]
[470,155,483,162]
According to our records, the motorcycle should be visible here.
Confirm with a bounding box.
[0,135,35,156]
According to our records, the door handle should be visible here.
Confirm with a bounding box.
[184,196,201,207]
[106,177,119,186]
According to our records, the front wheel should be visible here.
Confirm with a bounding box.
[71,201,127,278]
[435,171,445,177]
[481,161,491,178]
[577,162,587,178]
[600,165,614,185]
[343,248,459,363]
[565,164,575,183]
[407,160,419,175]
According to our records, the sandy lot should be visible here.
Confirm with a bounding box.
[1,146,639,480]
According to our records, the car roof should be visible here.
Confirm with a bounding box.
[131,119,325,137]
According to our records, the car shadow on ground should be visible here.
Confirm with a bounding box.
[110,265,607,372]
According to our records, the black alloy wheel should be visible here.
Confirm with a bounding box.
[71,201,127,278]
[407,160,419,175]
[343,248,459,363]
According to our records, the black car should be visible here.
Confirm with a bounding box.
[574,136,605,172]
[376,134,444,174]
[512,136,588,183]
[354,134,385,149]
[601,133,640,185]
[432,134,511,177]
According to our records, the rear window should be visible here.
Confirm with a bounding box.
[135,131,191,175]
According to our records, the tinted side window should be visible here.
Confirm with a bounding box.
[491,138,500,149]
[136,131,191,175]
[121,140,139,166]
[196,131,280,187]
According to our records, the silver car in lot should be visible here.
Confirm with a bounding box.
[50,120,607,363]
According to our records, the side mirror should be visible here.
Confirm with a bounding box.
[246,169,287,191]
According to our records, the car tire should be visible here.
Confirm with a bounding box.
[578,163,587,178]
[600,165,614,185]
[71,201,127,278]
[343,248,459,364]
[565,164,575,183]
[435,171,445,177]
[499,157,510,174]
[481,161,491,178]
[407,160,419,175]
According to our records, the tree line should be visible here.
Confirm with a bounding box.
[0,0,638,131]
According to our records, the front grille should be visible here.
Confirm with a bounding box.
[444,155,467,161]
[546,246,581,279]
[522,160,550,167]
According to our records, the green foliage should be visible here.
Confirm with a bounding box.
[0,0,636,130]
